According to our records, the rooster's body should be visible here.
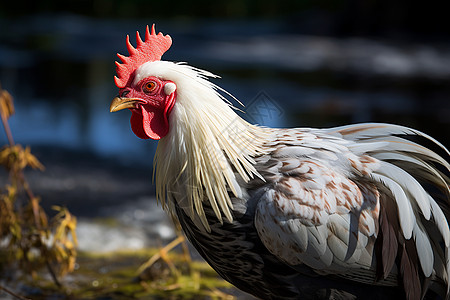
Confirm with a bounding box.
[110,26,450,300]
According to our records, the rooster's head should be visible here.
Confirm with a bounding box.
[110,25,175,140]
[109,25,267,228]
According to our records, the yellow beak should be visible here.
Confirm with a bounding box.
[110,97,143,112]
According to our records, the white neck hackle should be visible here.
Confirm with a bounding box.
[135,61,268,230]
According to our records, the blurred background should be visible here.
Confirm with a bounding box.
[1,0,450,268]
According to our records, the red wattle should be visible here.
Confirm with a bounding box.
[130,105,168,140]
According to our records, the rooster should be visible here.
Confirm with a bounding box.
[110,25,450,300]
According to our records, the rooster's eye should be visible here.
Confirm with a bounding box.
[143,81,157,94]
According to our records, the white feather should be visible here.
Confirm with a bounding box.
[375,161,431,220]
[370,173,415,239]
[140,60,269,229]
[273,146,315,157]
[430,198,450,247]
[330,123,450,157]
[291,221,308,253]
[347,141,390,154]
[306,225,328,256]
[413,222,434,277]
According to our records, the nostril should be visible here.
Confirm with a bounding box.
[120,90,130,98]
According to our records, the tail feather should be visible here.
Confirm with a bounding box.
[328,123,450,297]
[330,122,450,158]
[372,152,450,198]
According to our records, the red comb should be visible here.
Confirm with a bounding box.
[114,24,172,88]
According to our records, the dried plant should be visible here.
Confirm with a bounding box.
[0,84,77,298]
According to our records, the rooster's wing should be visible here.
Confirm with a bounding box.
[253,124,450,299]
